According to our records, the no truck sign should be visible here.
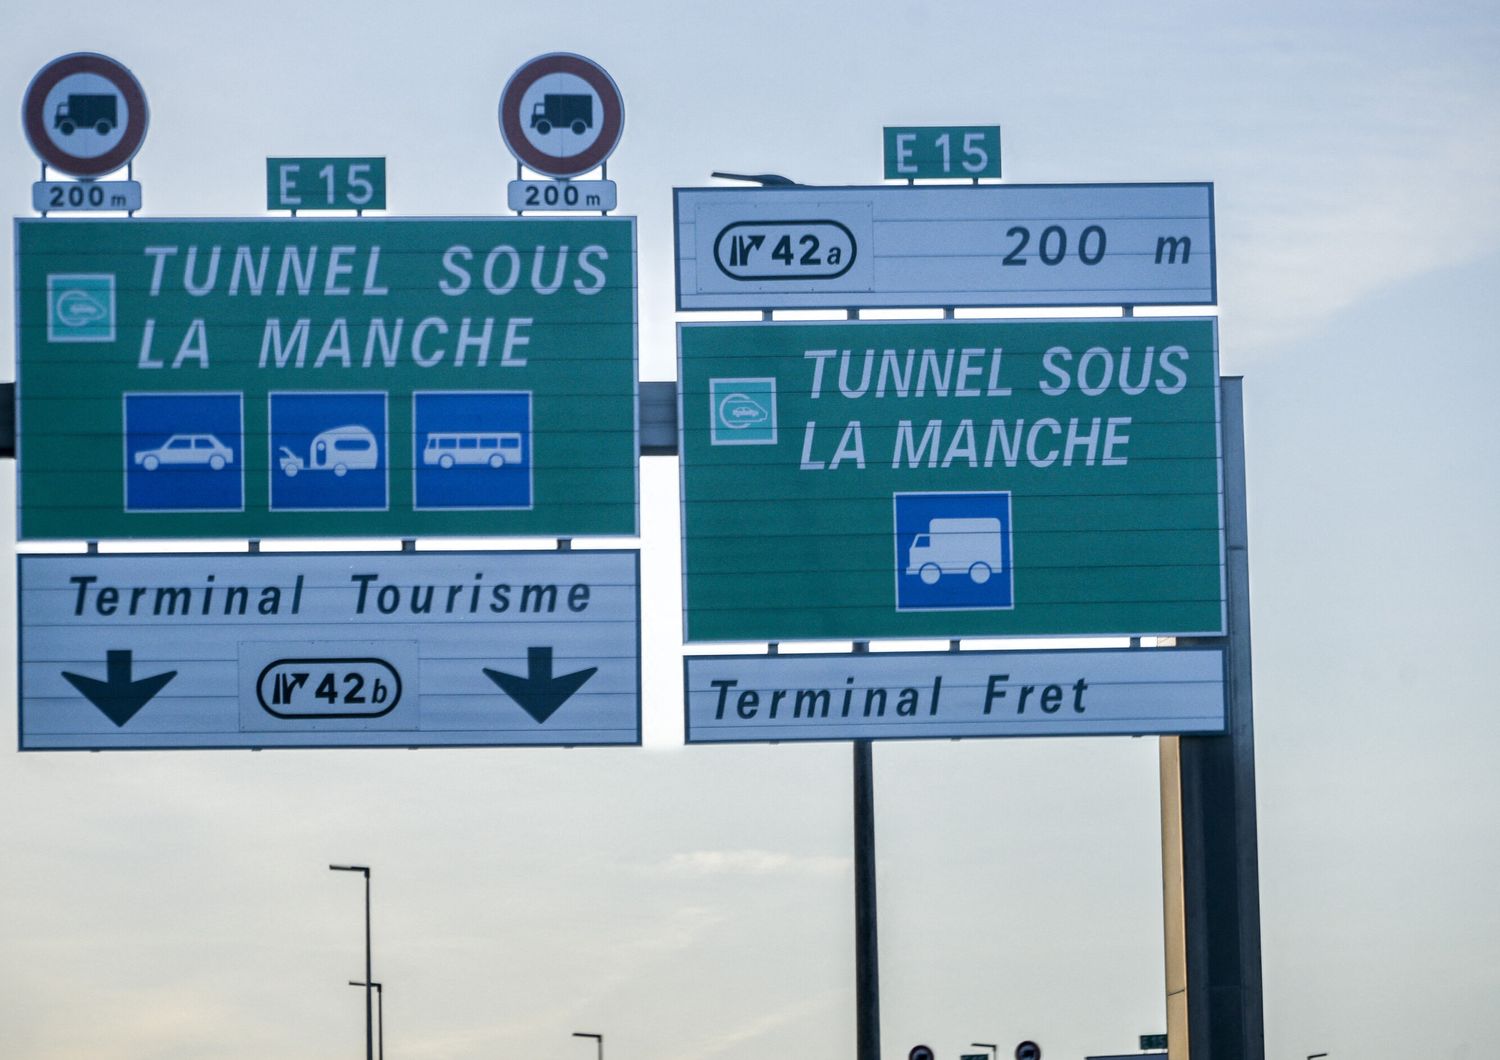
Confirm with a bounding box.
[498,53,624,179]
[23,52,149,179]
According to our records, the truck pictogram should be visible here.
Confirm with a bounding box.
[905,517,1005,585]
[530,94,592,135]
[54,94,117,136]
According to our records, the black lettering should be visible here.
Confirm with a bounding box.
[1155,235,1191,264]
[1003,225,1029,265]
[70,575,97,615]
[351,573,378,613]
[711,679,737,720]
[520,584,558,612]
[983,673,1010,715]
[794,688,830,718]
[154,586,191,615]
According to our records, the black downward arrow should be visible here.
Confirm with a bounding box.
[61,649,178,728]
[483,646,597,724]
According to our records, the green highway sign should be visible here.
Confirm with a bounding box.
[883,125,1001,179]
[678,318,1223,642]
[266,157,386,211]
[15,216,638,540]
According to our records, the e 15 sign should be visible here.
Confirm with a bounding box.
[884,126,1001,180]
[267,157,386,211]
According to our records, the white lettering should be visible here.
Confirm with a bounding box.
[800,422,825,470]
[412,317,448,367]
[144,246,177,296]
[439,246,472,296]
[183,247,221,297]
[805,349,837,399]
[501,318,531,366]
[324,245,355,295]
[483,246,520,295]
[259,319,311,368]
[313,319,351,368]
[137,319,162,368]
[574,245,608,295]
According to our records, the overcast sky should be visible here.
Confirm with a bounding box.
[3,2,1498,1058]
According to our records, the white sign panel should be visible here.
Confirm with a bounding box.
[508,179,618,212]
[674,183,1215,310]
[33,179,141,212]
[685,648,1225,743]
[20,551,640,750]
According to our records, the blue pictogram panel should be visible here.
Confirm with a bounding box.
[124,393,244,512]
[412,391,533,510]
[269,392,388,511]
[894,491,1014,612]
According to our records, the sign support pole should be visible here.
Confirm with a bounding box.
[854,738,880,1060]
[1160,375,1265,1060]
[852,643,881,1060]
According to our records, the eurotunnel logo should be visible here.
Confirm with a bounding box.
[47,273,115,342]
[709,377,777,445]
[712,220,857,281]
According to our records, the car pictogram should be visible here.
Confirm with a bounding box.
[134,434,233,471]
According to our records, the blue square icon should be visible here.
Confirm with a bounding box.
[412,391,533,510]
[269,392,388,511]
[894,491,1014,612]
[124,393,244,512]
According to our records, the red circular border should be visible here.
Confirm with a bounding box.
[498,53,623,179]
[23,53,149,179]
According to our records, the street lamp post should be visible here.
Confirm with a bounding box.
[972,1043,998,1060]
[330,864,373,1060]
[573,1031,604,1060]
[349,981,383,1060]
